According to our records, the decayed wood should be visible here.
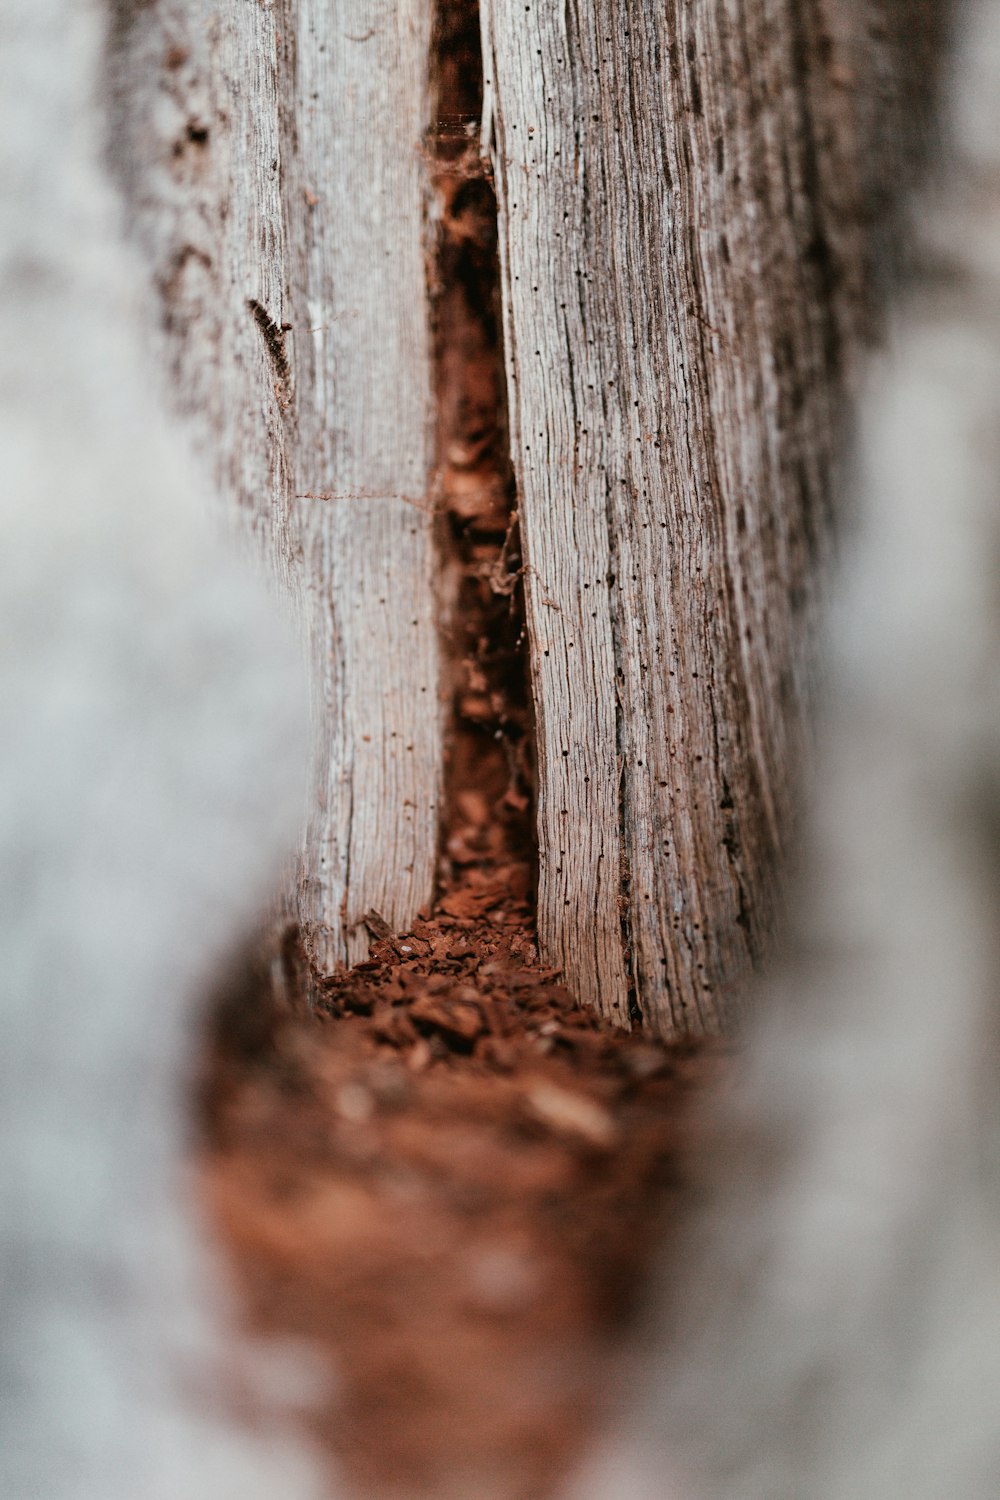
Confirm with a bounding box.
[482,0,944,1035]
[573,7,1000,1496]
[105,2,293,571]
[106,0,441,974]
[280,0,441,969]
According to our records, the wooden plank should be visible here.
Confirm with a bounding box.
[281,0,441,969]
[481,0,935,1035]
[106,0,442,972]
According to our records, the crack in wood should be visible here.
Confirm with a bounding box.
[427,0,535,909]
[246,297,292,402]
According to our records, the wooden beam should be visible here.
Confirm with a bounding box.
[107,0,442,971]
[482,0,880,1034]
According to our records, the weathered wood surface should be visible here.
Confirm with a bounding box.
[102,0,948,1023]
[106,0,441,973]
[573,6,1000,1496]
[482,0,946,1035]
[281,0,441,969]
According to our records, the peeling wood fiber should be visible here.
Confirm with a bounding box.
[482,0,948,1036]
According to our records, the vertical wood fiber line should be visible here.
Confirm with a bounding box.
[481,0,867,1035]
[282,0,441,969]
[107,0,443,971]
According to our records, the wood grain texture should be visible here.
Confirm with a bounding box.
[279,0,441,969]
[106,0,441,972]
[482,0,939,1035]
[572,9,1000,1495]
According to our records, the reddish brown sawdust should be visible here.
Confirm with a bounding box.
[198,814,727,1500]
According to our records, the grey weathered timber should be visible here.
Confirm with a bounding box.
[280,0,441,969]
[106,0,441,974]
[106,1,294,578]
[571,6,1000,1496]
[482,0,944,1035]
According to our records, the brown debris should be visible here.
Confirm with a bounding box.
[198,904,727,1500]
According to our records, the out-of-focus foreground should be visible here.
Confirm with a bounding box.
[0,3,323,1495]
[571,3,1000,1495]
[5,1,1000,1499]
